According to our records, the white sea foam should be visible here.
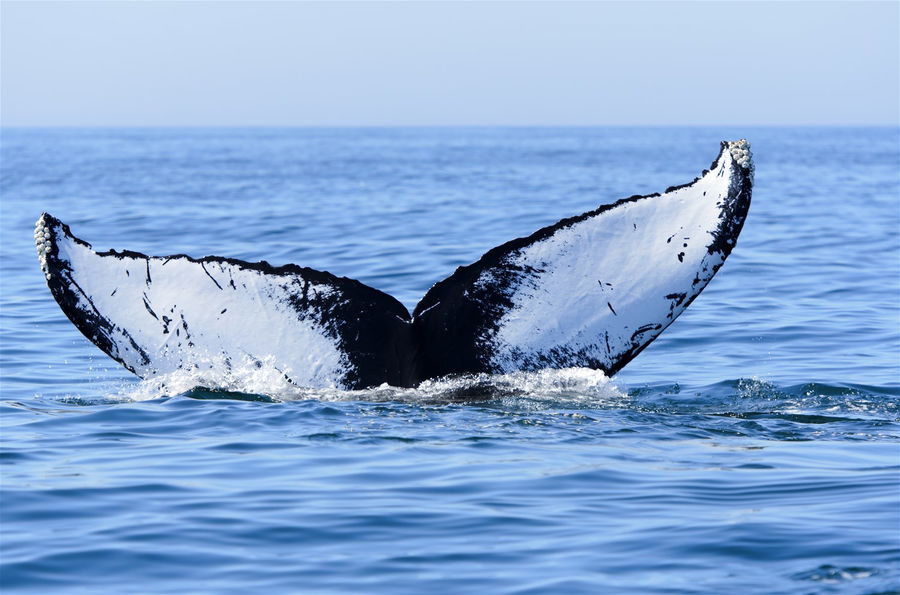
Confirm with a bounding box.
[116,363,626,408]
[119,354,303,402]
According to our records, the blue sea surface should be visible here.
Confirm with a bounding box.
[1,127,898,594]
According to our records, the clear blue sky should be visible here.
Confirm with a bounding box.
[2,1,897,126]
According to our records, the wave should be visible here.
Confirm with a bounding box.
[119,363,628,408]
[81,360,896,423]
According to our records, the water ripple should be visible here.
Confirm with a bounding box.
[2,127,898,594]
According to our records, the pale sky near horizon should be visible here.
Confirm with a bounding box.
[1,1,898,126]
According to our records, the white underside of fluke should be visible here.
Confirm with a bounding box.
[478,145,745,372]
[40,230,351,387]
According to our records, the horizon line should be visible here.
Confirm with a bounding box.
[3,123,899,130]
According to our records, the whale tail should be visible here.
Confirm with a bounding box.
[35,140,752,390]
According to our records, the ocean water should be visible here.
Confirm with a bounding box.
[1,127,898,594]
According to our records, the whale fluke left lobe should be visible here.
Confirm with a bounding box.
[34,213,415,389]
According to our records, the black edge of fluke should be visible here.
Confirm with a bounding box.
[35,141,753,390]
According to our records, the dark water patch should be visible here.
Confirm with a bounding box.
[792,564,883,584]
[183,386,277,402]
[0,450,36,463]
[719,411,873,424]
[208,440,302,453]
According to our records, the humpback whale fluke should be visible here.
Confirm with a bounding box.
[34,140,753,390]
